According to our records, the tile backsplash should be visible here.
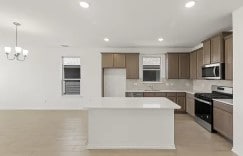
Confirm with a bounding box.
[126,79,193,91]
[193,80,233,92]
[126,79,233,93]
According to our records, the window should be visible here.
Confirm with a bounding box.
[62,57,81,95]
[142,56,161,82]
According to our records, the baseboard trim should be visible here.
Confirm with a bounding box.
[86,144,176,150]
[232,147,239,155]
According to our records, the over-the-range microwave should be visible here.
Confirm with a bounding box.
[202,63,225,80]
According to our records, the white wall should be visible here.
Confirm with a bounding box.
[0,47,102,109]
[233,6,243,156]
[0,47,190,109]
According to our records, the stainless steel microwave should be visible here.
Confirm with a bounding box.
[202,63,224,80]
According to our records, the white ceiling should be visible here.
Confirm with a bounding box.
[0,0,242,49]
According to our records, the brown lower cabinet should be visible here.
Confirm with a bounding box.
[143,92,167,97]
[186,93,195,117]
[128,91,186,113]
[166,92,177,103]
[176,93,186,113]
[213,100,233,141]
[166,92,186,113]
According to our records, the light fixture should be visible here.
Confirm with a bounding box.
[104,38,110,42]
[80,1,90,8]
[4,22,29,61]
[158,38,164,42]
[185,1,196,8]
[61,45,69,47]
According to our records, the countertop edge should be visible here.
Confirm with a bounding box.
[213,99,233,105]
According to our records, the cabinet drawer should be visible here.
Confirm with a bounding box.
[177,92,186,97]
[143,92,155,97]
[154,92,167,97]
[214,101,233,114]
[126,92,143,97]
[166,92,177,97]
[144,92,167,97]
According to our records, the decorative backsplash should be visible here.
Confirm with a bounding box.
[126,79,233,93]
[193,80,233,92]
[126,79,193,91]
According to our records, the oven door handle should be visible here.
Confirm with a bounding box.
[195,97,212,105]
[213,67,217,77]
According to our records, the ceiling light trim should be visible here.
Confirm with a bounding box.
[185,1,196,8]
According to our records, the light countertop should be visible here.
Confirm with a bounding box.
[83,97,181,110]
[213,99,233,105]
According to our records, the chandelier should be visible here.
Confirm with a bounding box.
[4,22,29,61]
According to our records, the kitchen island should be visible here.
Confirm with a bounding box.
[84,97,180,149]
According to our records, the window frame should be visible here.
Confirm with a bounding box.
[62,56,81,96]
[141,55,164,83]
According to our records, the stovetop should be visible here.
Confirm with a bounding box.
[195,91,233,101]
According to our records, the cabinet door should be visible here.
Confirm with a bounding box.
[211,35,224,63]
[213,107,233,140]
[225,35,233,80]
[179,54,190,79]
[167,96,177,103]
[196,48,203,79]
[203,40,211,65]
[113,54,126,68]
[186,93,195,116]
[167,54,179,79]
[102,54,114,68]
[126,54,139,79]
[177,96,186,113]
[190,52,197,79]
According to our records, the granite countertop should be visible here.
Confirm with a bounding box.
[83,97,181,110]
[213,99,233,105]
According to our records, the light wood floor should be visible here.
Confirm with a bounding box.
[0,111,236,156]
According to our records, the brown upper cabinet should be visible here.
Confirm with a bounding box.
[224,35,233,80]
[203,39,211,65]
[179,54,190,79]
[113,54,126,68]
[125,53,139,79]
[166,53,190,79]
[102,53,114,68]
[196,48,203,79]
[166,54,179,79]
[190,51,197,79]
[102,53,126,68]
[202,32,232,65]
[210,34,224,64]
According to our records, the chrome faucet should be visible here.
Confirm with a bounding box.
[148,84,154,90]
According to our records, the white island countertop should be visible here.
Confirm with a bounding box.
[83,97,181,110]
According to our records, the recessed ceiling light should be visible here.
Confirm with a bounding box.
[158,38,164,42]
[104,38,110,42]
[185,1,196,8]
[80,1,90,8]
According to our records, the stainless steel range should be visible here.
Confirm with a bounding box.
[194,86,233,132]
